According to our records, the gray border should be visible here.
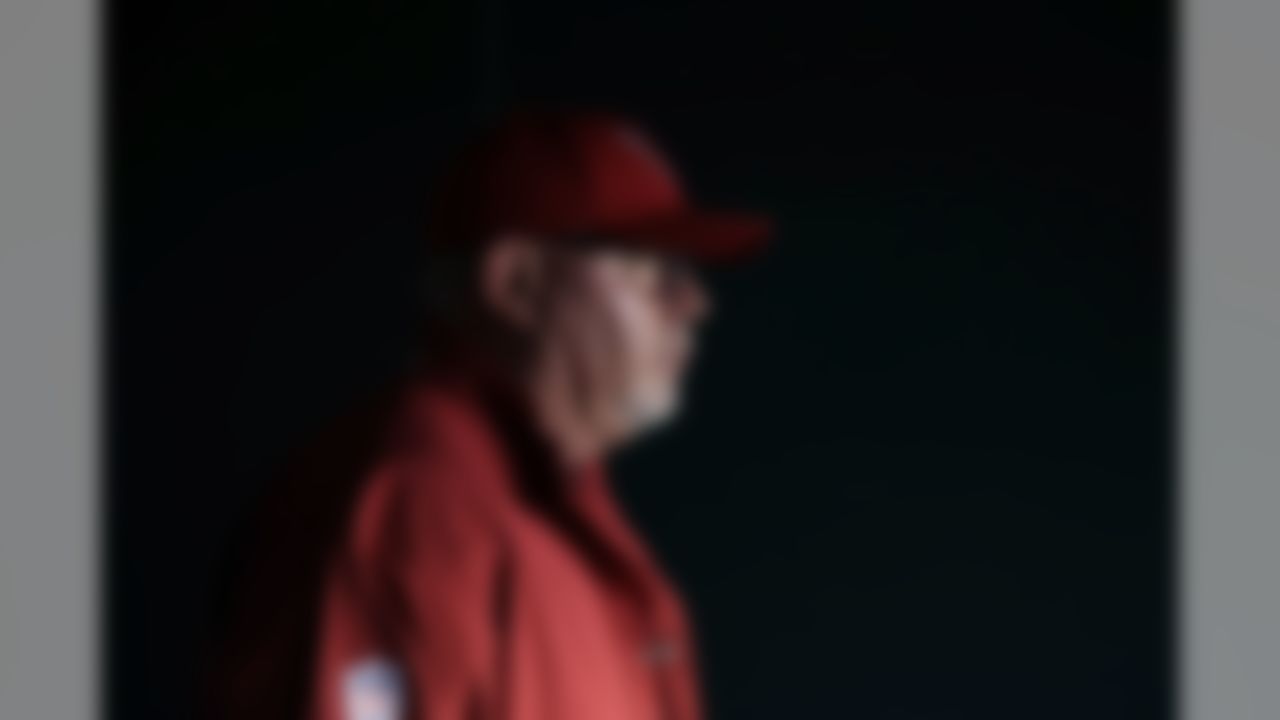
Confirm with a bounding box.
[1,0,1277,718]
[1182,0,1280,718]
[0,0,98,716]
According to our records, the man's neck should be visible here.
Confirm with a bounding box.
[523,372,608,476]
[423,342,609,483]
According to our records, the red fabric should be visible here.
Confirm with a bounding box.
[207,369,704,720]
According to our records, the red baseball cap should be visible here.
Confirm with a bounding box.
[429,109,772,264]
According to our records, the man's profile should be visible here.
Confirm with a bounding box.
[206,109,771,720]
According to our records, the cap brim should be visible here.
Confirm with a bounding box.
[594,210,773,265]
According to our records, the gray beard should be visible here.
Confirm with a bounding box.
[621,383,681,439]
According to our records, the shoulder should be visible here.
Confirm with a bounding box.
[341,380,520,572]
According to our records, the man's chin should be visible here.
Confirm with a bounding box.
[622,388,682,439]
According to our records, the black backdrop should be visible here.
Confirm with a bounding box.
[108,0,1172,718]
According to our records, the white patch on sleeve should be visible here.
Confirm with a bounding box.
[343,656,405,720]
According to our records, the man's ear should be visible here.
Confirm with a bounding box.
[478,233,550,332]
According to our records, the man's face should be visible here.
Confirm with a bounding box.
[540,245,712,441]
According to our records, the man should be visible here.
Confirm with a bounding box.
[206,109,771,720]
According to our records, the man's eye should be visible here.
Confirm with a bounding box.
[625,255,663,283]
[657,260,695,295]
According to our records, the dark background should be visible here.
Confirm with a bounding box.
[108,0,1172,718]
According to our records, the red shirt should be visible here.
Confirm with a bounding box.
[207,368,704,720]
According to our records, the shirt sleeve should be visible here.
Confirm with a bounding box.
[307,458,507,720]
